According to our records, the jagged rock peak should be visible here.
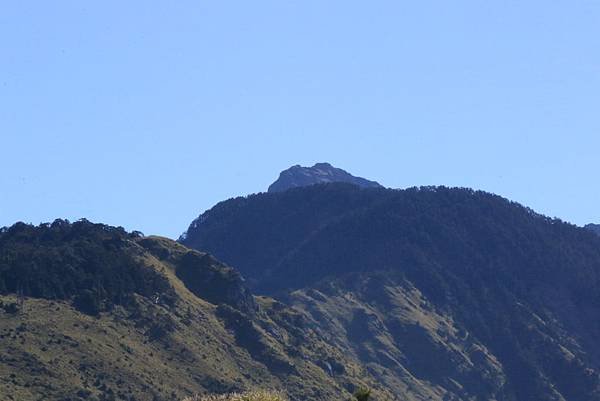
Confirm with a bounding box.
[267,162,383,193]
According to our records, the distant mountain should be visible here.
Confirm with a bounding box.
[586,223,600,236]
[267,162,382,193]
[182,183,600,401]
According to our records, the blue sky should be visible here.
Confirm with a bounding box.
[1,1,599,238]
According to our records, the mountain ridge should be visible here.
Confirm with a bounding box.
[182,182,600,401]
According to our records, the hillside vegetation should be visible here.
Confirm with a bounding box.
[0,220,385,401]
[182,183,600,401]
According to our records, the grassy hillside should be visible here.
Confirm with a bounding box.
[0,220,391,401]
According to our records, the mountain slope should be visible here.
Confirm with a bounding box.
[0,220,392,401]
[182,183,600,401]
[267,163,382,193]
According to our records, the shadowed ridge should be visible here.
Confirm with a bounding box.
[182,183,600,401]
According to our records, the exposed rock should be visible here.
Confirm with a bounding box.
[267,162,382,193]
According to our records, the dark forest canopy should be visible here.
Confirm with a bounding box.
[180,183,600,401]
[0,219,172,314]
[0,218,257,316]
[182,184,600,297]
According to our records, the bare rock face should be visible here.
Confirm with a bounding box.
[267,162,382,193]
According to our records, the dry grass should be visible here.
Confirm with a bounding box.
[183,390,287,401]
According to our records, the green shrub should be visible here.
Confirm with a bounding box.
[353,387,371,401]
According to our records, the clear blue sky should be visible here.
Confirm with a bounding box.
[1,1,599,238]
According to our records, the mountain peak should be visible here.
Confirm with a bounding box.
[267,162,382,193]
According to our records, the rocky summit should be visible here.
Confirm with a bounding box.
[267,163,382,193]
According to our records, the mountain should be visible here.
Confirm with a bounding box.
[6,185,600,401]
[182,183,600,401]
[586,224,600,236]
[267,163,382,193]
[0,220,391,401]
